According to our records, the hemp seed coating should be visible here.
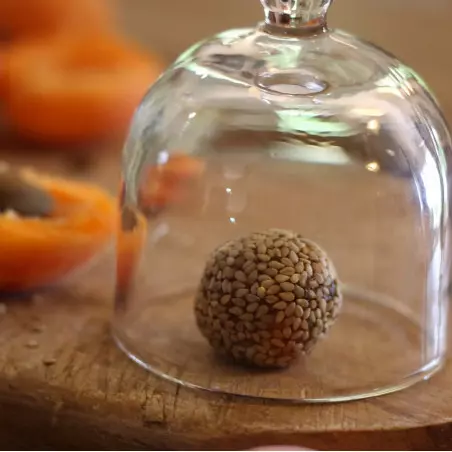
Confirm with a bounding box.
[194,229,342,368]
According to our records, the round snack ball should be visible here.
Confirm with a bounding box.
[194,229,342,368]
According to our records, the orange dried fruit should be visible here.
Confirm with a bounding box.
[0,168,116,293]
[3,34,164,146]
[139,153,205,213]
[0,0,114,40]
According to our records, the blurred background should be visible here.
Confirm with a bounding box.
[117,0,452,118]
[0,0,451,163]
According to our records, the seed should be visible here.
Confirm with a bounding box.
[292,317,302,331]
[309,312,316,323]
[215,281,223,291]
[245,322,256,331]
[309,252,319,261]
[243,261,256,273]
[257,254,271,262]
[229,307,243,316]
[256,305,269,318]
[309,279,319,289]
[265,295,279,304]
[220,294,231,305]
[289,250,299,264]
[265,268,278,277]
[310,300,317,309]
[274,301,288,310]
[218,313,229,321]
[274,240,284,248]
[257,286,266,298]
[267,284,281,295]
[226,256,235,266]
[285,302,296,317]
[269,260,284,269]
[257,244,267,254]
[246,294,260,303]
[315,273,325,284]
[244,251,255,261]
[235,270,247,283]
[250,282,259,294]
[280,267,295,276]
[275,274,290,283]
[281,282,295,292]
[281,257,293,267]
[231,281,246,290]
[283,327,292,339]
[292,330,303,340]
[223,267,234,278]
[306,264,314,277]
[280,292,295,302]
[261,279,275,289]
[281,246,290,257]
[235,288,248,298]
[315,308,322,319]
[294,286,305,298]
[300,272,308,287]
[295,263,304,273]
[316,319,324,328]
[283,317,294,327]
[313,262,323,273]
[319,299,327,312]
[271,338,285,348]
[290,274,300,284]
[232,298,246,307]
[257,262,267,271]
[275,311,285,323]
[247,270,258,283]
[240,313,254,322]
[303,308,311,319]
[301,320,309,330]
[258,274,272,282]
[221,280,230,294]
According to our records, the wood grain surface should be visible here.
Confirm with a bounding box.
[0,0,452,450]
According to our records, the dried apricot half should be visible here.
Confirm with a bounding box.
[4,34,164,145]
[0,166,116,293]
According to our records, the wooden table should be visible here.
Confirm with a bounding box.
[0,149,451,451]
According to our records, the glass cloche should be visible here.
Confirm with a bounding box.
[113,0,451,402]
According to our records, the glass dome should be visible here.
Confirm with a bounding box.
[113,0,451,402]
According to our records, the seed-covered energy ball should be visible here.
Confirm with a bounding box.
[194,229,342,368]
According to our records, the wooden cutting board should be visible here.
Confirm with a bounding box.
[0,150,451,451]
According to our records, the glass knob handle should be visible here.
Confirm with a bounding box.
[260,0,333,31]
